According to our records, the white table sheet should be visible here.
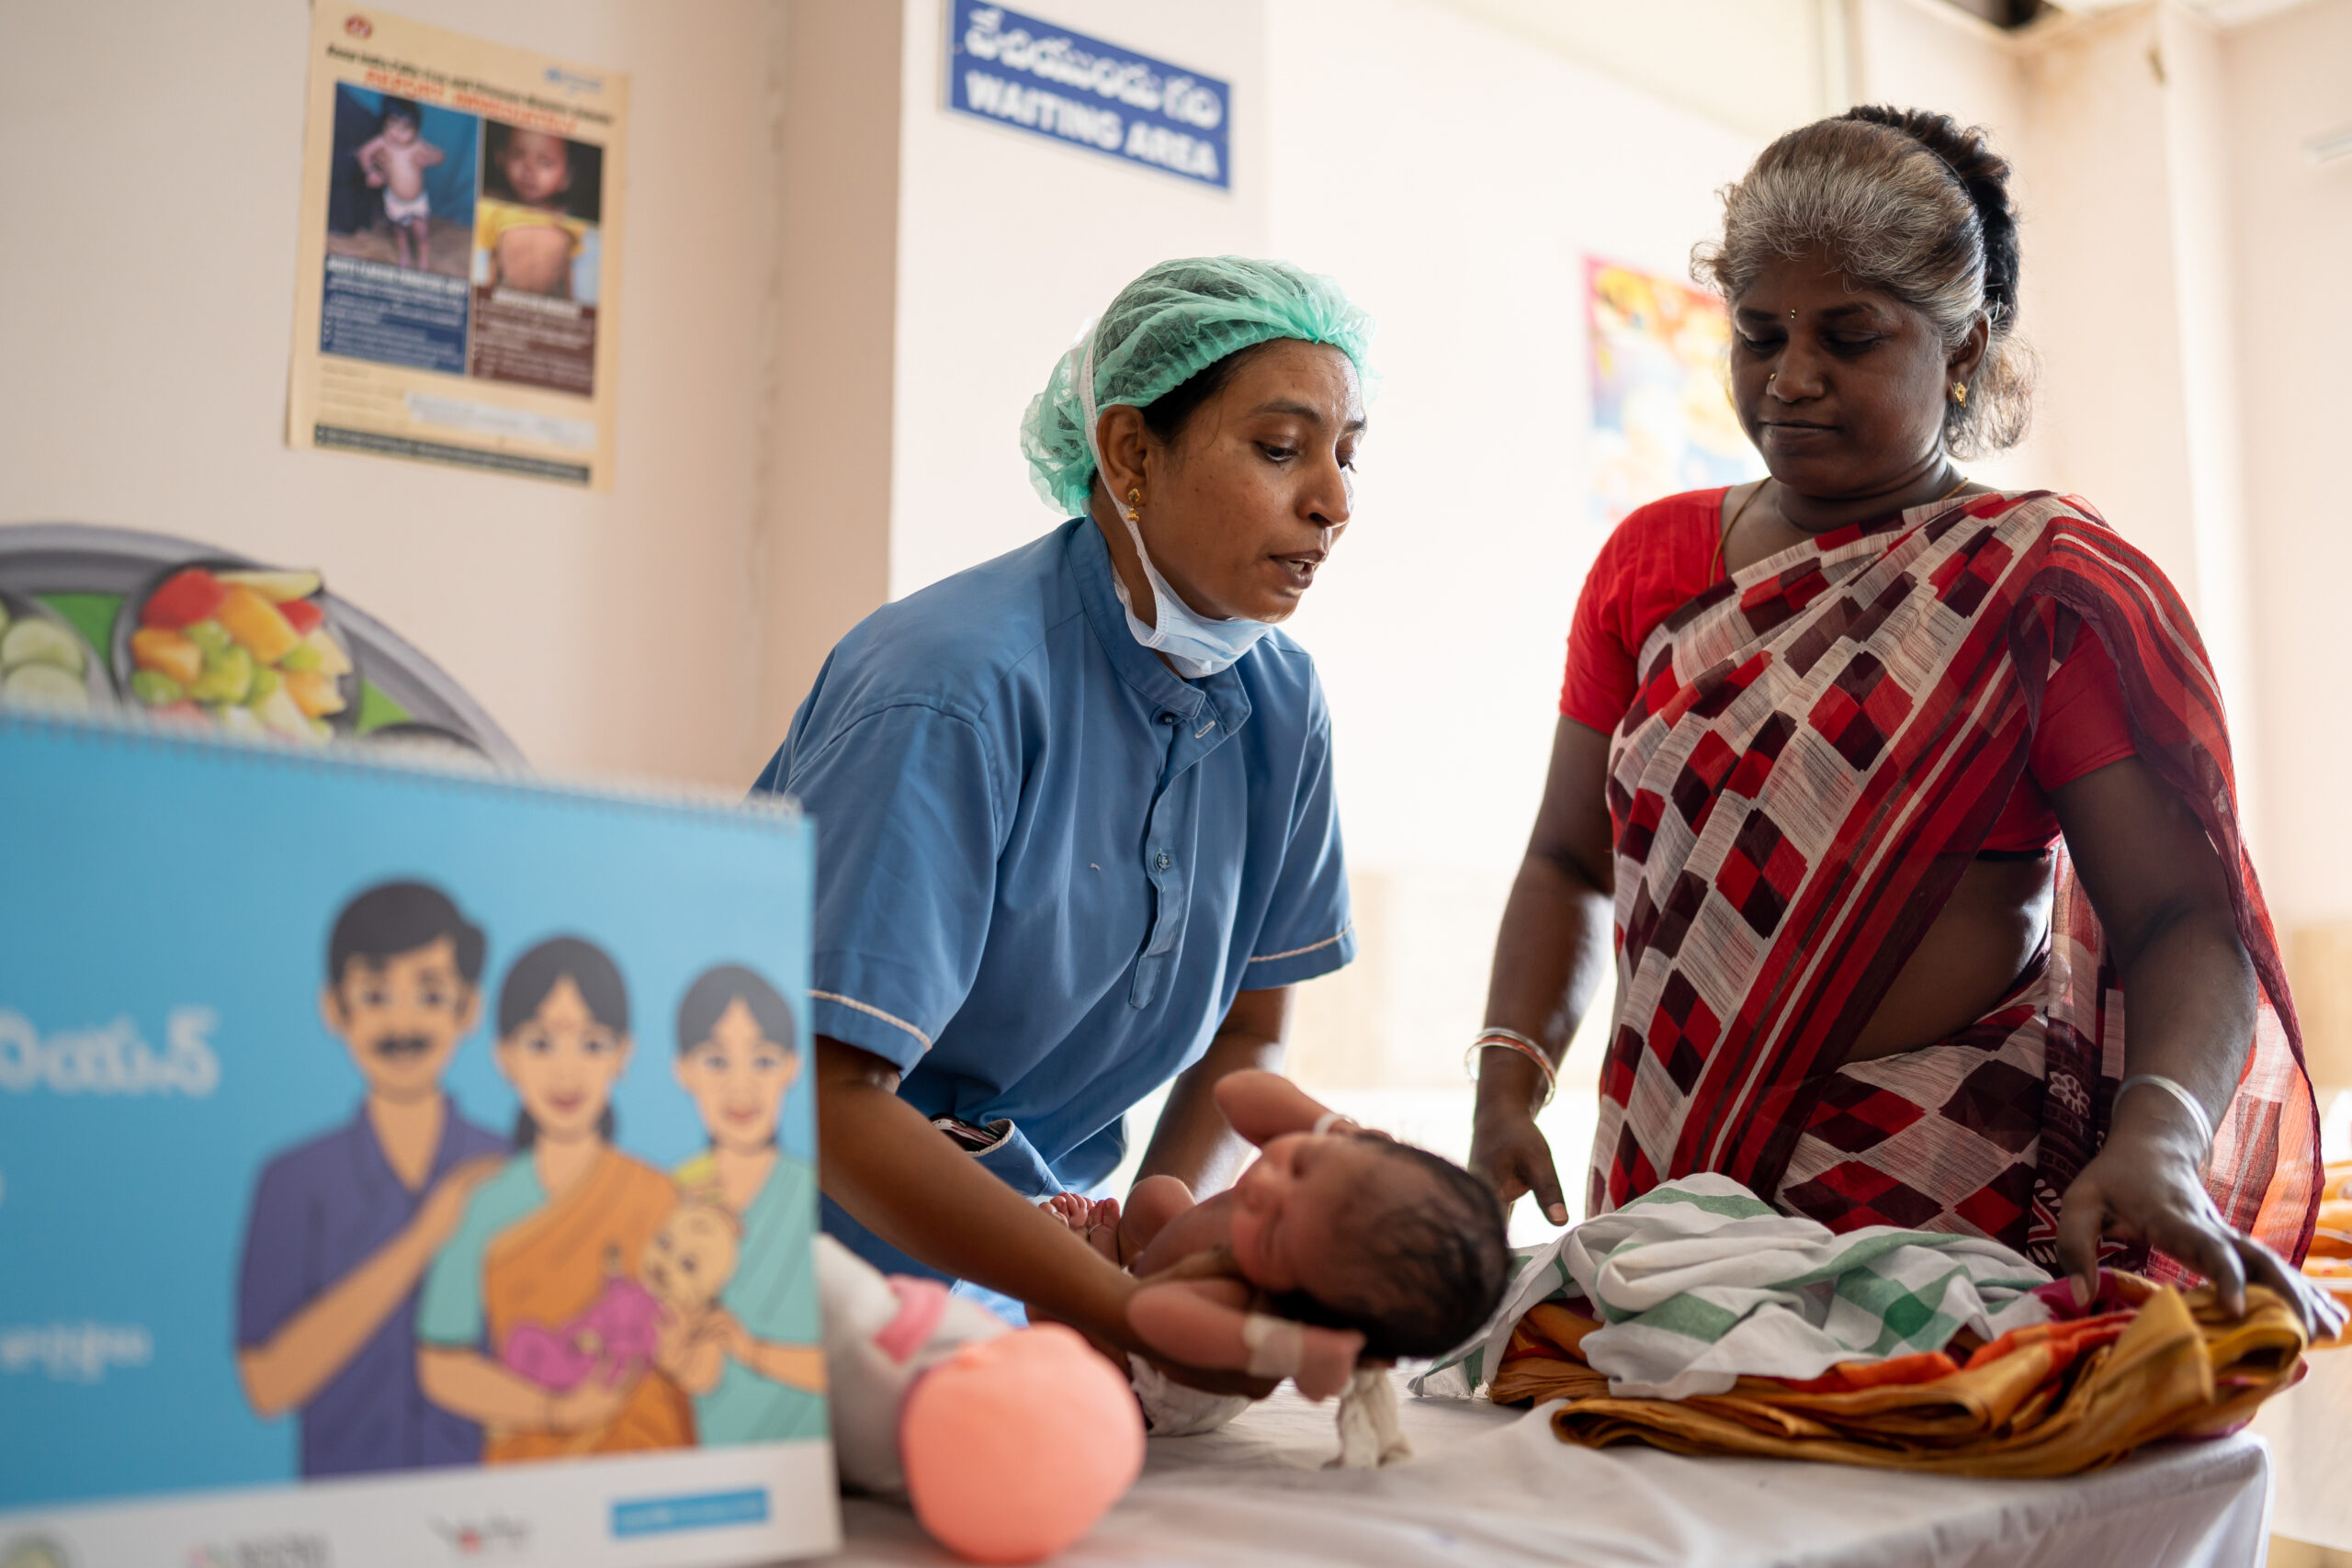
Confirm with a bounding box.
[820,1373,2272,1567]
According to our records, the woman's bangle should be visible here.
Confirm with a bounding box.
[1466,1027,1557,1108]
[2115,1074,2216,1165]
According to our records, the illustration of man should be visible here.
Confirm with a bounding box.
[235,881,506,1475]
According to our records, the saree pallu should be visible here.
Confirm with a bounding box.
[1589,490,2319,1274]
[483,1147,694,1461]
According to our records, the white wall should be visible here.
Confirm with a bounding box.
[0,1,791,789]
[887,0,1271,600]
[1260,0,1760,1090]
[2224,0,2352,932]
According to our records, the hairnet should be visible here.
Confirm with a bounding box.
[1019,256,1374,516]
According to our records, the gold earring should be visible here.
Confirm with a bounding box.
[1951,381,1968,406]
[1768,372,1777,382]
[1125,487,1142,523]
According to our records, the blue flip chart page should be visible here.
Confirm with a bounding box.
[0,714,837,1568]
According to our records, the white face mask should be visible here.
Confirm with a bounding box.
[1080,323,1275,680]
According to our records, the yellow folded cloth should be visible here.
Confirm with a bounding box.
[1488,1274,2306,1477]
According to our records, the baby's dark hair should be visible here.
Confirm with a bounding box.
[1268,1136,1511,1361]
[379,96,422,129]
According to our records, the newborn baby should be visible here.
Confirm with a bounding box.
[1046,1071,1510,1405]
[503,1198,741,1392]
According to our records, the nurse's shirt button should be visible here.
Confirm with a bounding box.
[1158,712,1177,724]
[1155,851,1172,872]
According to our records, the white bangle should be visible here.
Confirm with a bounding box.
[1240,1313,1303,1379]
[1466,1028,1557,1108]
[2115,1074,2216,1162]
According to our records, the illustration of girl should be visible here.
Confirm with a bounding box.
[414,937,691,1460]
[669,964,827,1442]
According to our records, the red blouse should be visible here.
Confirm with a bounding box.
[1561,490,2138,852]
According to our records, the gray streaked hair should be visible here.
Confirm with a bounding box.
[1694,107,2035,457]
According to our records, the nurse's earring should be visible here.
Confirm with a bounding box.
[1125,488,1143,524]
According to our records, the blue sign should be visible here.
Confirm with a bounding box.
[945,1,1230,190]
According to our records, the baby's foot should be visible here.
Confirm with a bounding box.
[1041,1191,1091,1231]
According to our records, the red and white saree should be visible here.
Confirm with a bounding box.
[1589,490,2319,1275]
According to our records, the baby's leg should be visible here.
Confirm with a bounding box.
[1119,1175,1195,1265]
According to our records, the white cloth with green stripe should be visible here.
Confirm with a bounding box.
[1416,1174,2055,1402]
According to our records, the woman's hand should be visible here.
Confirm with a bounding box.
[2057,1121,2346,1340]
[1470,1049,1568,1225]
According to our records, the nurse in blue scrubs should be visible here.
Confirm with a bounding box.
[751,258,1371,1366]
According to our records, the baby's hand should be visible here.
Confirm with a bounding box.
[1294,1325,1366,1403]
[1041,1192,1091,1231]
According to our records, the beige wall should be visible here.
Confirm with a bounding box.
[887,0,1271,600]
[0,0,792,790]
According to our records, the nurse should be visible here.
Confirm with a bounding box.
[752,258,1370,1360]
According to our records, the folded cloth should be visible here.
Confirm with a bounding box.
[1422,1175,2054,1401]
[1486,1269,2308,1477]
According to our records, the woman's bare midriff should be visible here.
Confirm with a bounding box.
[1842,854,2054,1063]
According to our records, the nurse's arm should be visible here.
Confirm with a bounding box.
[813,1036,1140,1348]
[1132,987,1292,1200]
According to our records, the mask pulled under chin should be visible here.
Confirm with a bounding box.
[1107,508,1274,679]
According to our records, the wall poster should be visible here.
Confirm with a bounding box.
[1584,257,1761,533]
[287,6,628,489]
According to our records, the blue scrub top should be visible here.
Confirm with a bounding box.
[752,518,1355,1280]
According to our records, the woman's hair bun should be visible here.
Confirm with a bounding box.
[1839,106,2020,328]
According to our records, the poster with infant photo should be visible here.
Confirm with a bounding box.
[287,6,628,490]
[0,716,837,1568]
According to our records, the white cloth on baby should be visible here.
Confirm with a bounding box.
[1421,1173,2054,1402]
[383,187,430,222]
[1129,1353,1252,1438]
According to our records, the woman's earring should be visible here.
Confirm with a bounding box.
[1125,487,1143,524]
[1951,381,1969,407]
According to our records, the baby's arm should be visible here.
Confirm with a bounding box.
[1211,1070,1359,1149]
[1128,1276,1363,1402]
[419,141,445,168]
[356,135,388,185]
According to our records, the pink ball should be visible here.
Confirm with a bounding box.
[900,1323,1145,1564]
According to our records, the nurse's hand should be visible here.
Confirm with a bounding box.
[1470,1050,1568,1226]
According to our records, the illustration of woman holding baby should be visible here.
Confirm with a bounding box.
[414,936,694,1460]
[663,964,828,1444]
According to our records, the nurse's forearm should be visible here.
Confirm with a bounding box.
[1134,987,1290,1199]
[813,1037,1139,1348]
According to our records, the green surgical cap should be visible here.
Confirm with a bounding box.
[1019,256,1374,516]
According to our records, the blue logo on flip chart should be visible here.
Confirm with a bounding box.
[945,1,1231,189]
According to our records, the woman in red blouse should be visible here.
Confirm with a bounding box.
[1466,106,2337,1334]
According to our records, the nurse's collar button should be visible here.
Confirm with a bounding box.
[1158,712,1177,724]
[1155,851,1173,871]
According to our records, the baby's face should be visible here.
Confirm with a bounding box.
[503,131,572,206]
[1227,1133,1416,1296]
[641,1203,740,1312]
[385,115,419,145]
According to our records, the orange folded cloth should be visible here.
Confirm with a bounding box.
[1487,1272,2307,1477]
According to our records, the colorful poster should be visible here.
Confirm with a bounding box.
[1585,257,1762,532]
[0,718,834,1567]
[288,7,627,488]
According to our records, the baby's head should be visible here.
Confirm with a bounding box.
[380,96,421,144]
[501,129,573,209]
[1227,1132,1510,1360]
[640,1198,741,1314]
